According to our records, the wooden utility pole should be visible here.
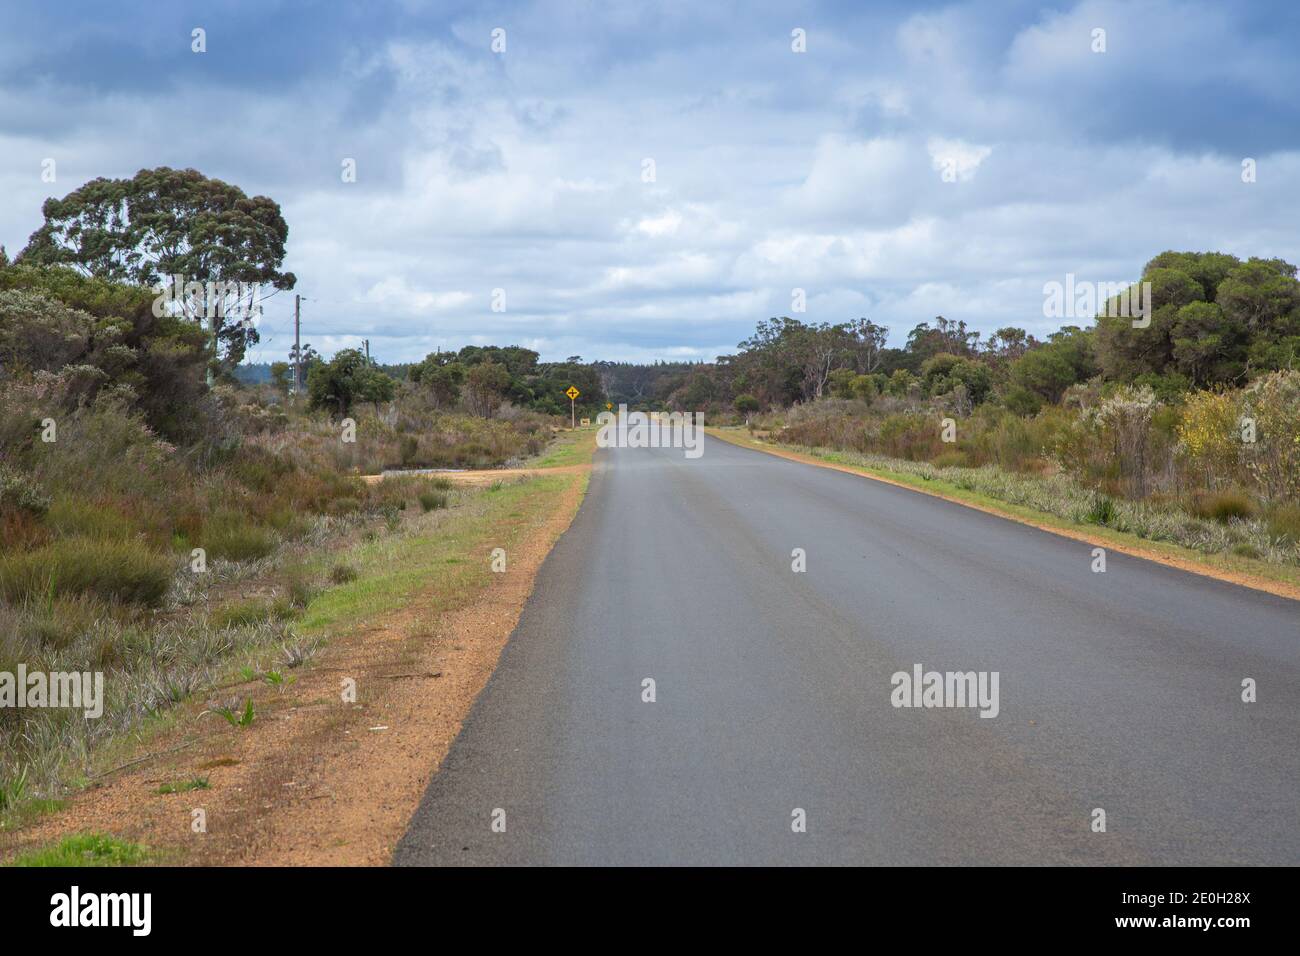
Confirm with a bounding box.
[293,293,301,396]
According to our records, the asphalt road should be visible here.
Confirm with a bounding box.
[394,435,1300,865]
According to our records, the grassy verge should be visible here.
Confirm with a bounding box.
[1,437,593,863]
[1,427,593,835]
[6,832,150,867]
[528,427,596,468]
[297,471,585,639]
[709,426,1300,599]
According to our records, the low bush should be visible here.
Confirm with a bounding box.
[931,450,969,469]
[284,572,317,609]
[1188,489,1256,523]
[329,563,358,584]
[0,537,171,607]
[45,497,135,541]
[200,512,275,562]
[0,469,50,517]
[418,491,449,512]
[1266,504,1300,543]
[210,599,273,630]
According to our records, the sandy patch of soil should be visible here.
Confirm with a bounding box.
[361,464,589,487]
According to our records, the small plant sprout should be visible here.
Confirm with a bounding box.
[214,699,255,727]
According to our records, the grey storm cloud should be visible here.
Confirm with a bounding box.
[1,0,1298,364]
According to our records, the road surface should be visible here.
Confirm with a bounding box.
[394,436,1299,865]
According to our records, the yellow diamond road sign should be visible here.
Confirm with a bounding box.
[565,386,580,400]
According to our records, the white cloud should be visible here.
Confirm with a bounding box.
[927,138,993,182]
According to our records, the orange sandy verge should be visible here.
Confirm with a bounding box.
[0,474,588,866]
[360,464,589,487]
[709,428,1300,604]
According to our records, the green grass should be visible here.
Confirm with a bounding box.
[0,798,66,832]
[7,832,148,867]
[210,597,297,629]
[156,777,209,795]
[298,473,585,639]
[530,428,595,468]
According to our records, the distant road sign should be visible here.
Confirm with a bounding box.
[606,402,612,410]
[565,386,580,400]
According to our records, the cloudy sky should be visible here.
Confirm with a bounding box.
[2,0,1298,364]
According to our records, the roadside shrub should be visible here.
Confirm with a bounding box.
[1085,495,1117,526]
[45,496,134,541]
[201,512,275,562]
[0,537,171,606]
[1266,504,1300,543]
[0,469,50,517]
[210,599,273,630]
[1241,370,1300,501]
[418,491,449,512]
[1187,488,1256,523]
[329,563,358,584]
[0,593,106,652]
[284,572,316,609]
[0,509,48,552]
[1177,389,1242,488]
[932,450,969,469]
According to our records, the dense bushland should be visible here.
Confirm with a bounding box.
[756,372,1300,563]
[0,251,557,800]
